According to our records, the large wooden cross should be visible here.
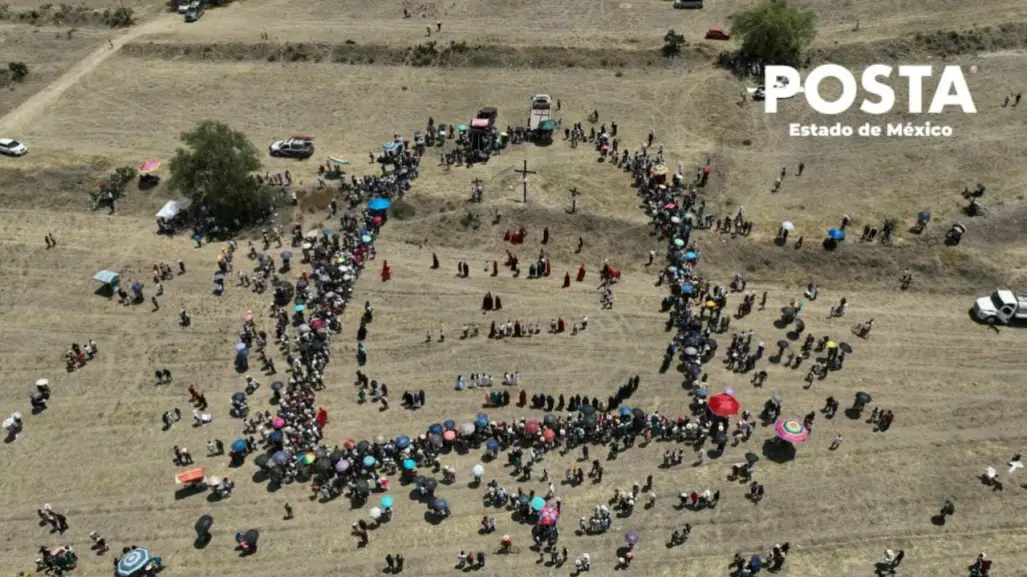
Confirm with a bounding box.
[514,159,536,203]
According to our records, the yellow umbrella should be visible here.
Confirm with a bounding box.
[705,300,716,309]
[826,341,838,349]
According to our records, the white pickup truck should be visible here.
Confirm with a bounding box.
[973,289,1027,325]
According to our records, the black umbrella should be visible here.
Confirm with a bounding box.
[241,529,259,545]
[632,408,645,422]
[231,392,246,403]
[744,452,760,465]
[195,515,214,536]
[855,392,871,405]
[356,440,371,453]
[776,340,790,350]
[543,414,557,427]
[579,405,596,416]
[354,479,370,495]
[839,342,853,354]
[329,450,345,464]
[794,318,806,332]
[314,458,332,473]
[422,478,439,493]
[253,454,270,470]
[30,391,44,402]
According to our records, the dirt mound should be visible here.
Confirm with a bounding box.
[120,39,714,69]
[824,23,1027,64]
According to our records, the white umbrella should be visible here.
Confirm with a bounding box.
[369,507,382,520]
[472,464,485,477]
[36,379,50,387]
[781,221,795,231]
[1009,461,1023,474]
[2,418,14,430]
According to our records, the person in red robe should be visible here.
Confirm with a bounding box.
[381,261,391,281]
[494,295,503,310]
[544,260,551,276]
[503,229,512,242]
[432,253,439,269]
[557,318,565,332]
[483,292,493,311]
[563,272,571,288]
[458,261,464,276]
[492,261,498,276]
[514,321,521,337]
[518,390,527,407]
[462,262,470,277]
[316,408,328,427]
[577,265,586,282]
[489,320,497,339]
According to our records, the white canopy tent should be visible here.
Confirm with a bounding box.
[156,200,184,220]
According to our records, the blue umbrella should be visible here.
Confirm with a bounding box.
[395,435,411,449]
[322,228,332,236]
[428,424,444,435]
[685,251,697,261]
[281,251,293,260]
[270,381,283,391]
[381,495,394,509]
[231,392,246,403]
[618,406,632,417]
[432,498,448,510]
[750,556,761,571]
[130,281,144,293]
[828,228,845,240]
[295,304,305,312]
[236,348,249,359]
[403,458,416,471]
[116,547,153,577]
[361,235,373,244]
[234,343,247,352]
[362,455,377,468]
[368,197,392,211]
[530,496,546,511]
[271,451,289,465]
[231,439,247,453]
[443,419,456,430]
[682,282,695,295]
[485,438,499,451]
[268,430,283,443]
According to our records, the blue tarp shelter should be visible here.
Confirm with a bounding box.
[94,270,120,286]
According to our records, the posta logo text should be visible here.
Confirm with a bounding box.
[764,65,977,115]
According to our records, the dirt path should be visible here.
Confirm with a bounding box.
[0,15,177,135]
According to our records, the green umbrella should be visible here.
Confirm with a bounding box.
[745,452,760,465]
[457,124,469,132]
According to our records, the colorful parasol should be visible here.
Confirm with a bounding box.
[139,160,160,173]
[775,418,809,443]
[538,504,559,526]
[299,452,317,465]
[328,155,349,165]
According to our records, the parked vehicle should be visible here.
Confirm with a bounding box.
[973,289,1027,325]
[269,136,314,159]
[673,0,703,8]
[528,94,552,131]
[184,1,204,22]
[705,27,730,40]
[0,138,28,156]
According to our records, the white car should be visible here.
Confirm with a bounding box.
[0,138,27,156]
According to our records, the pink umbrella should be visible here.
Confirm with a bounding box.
[442,430,457,441]
[775,418,809,443]
[272,417,286,429]
[524,420,540,435]
[139,160,160,173]
[664,202,677,210]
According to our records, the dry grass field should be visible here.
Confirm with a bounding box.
[3,0,1027,576]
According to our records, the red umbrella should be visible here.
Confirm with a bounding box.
[542,428,556,441]
[708,393,740,417]
[524,420,540,435]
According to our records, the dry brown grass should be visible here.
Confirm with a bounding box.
[3,0,1027,576]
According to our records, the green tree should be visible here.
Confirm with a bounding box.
[661,29,686,58]
[167,121,271,228]
[729,0,815,65]
[8,62,28,82]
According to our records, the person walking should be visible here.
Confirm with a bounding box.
[830,433,842,450]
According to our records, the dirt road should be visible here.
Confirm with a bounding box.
[0,15,178,135]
